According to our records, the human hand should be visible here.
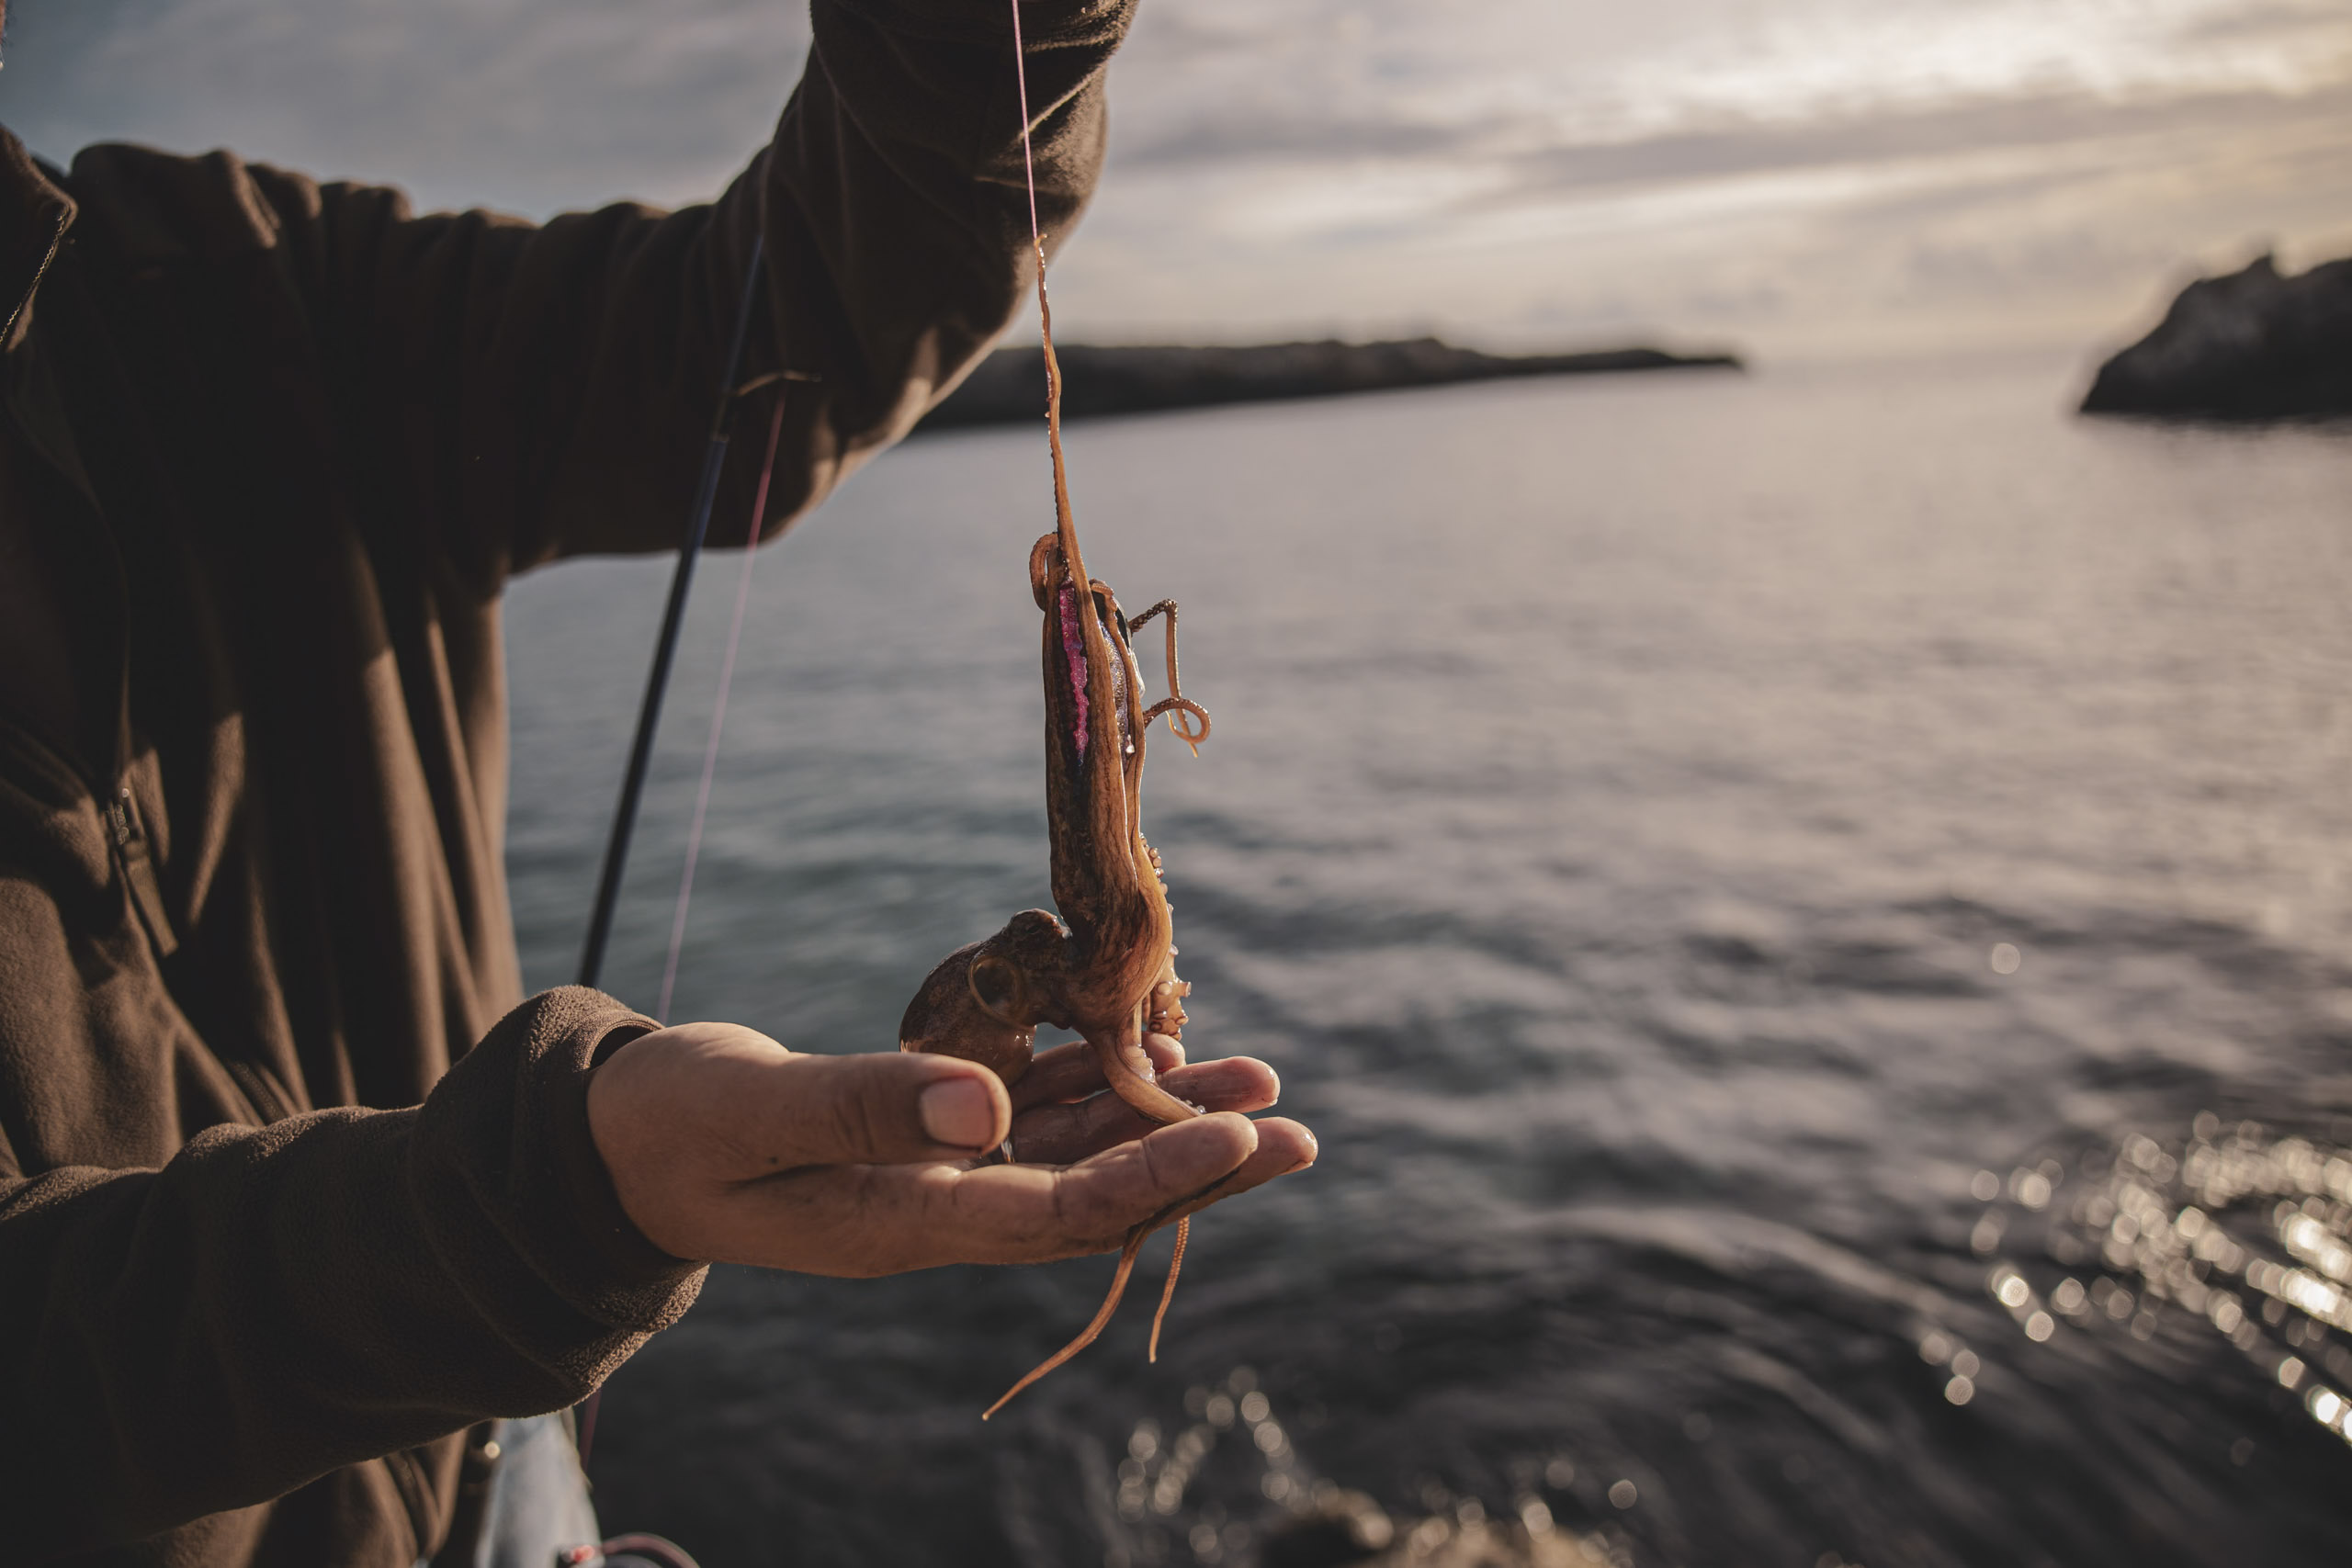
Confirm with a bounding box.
[585,1022,1313,1276]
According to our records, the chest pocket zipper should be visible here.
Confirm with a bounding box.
[104,784,178,959]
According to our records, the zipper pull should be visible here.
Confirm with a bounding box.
[106,784,179,958]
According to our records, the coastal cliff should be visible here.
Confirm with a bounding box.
[916,336,1743,431]
[2081,253,2352,420]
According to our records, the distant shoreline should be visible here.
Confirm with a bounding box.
[2081,253,2352,422]
[913,336,1745,432]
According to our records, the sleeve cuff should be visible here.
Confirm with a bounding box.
[555,1011,689,1288]
[412,987,705,1394]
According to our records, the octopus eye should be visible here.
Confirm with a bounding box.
[968,953,1028,1026]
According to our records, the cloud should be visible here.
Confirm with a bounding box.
[1120,112,1505,169]
[1052,0,2352,356]
[1104,0,2352,165]
[4,0,2346,357]
[1484,83,2352,208]
[1,0,809,212]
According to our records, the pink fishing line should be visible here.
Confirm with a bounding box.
[656,392,790,1024]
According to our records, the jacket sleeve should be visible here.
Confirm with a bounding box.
[0,953,695,1549]
[287,0,1135,587]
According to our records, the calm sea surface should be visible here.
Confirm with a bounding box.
[503,355,2352,1567]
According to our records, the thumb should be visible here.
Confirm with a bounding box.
[749,1049,1012,1168]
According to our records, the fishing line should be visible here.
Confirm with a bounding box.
[647,0,1051,1020]
[998,0,1197,1412]
[1007,0,1083,593]
[576,376,780,1476]
[656,391,789,1024]
[574,242,775,1472]
[577,236,769,994]
[1009,1,1045,257]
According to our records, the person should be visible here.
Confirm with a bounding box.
[0,0,1317,1561]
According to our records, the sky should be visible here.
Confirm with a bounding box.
[3,0,2347,363]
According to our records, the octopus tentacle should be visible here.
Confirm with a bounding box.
[982,1228,1145,1421]
[983,1169,1234,1418]
[1148,1216,1190,1362]
[1127,599,1212,755]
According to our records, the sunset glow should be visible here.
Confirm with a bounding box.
[6,0,2346,359]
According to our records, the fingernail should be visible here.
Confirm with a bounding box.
[920,1076,996,1149]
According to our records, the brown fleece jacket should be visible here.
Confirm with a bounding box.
[0,0,1132,1560]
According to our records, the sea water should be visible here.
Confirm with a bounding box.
[503,354,2352,1566]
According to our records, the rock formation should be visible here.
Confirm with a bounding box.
[916,336,1742,432]
[2081,253,2352,420]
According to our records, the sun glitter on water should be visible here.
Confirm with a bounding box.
[1969,1119,2352,1451]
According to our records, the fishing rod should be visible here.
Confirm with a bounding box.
[571,235,780,1474]
[577,235,770,993]
[570,0,1056,1460]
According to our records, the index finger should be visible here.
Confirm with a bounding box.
[756,1112,1316,1276]
[1011,1055,1279,1167]
[1009,1034,1185,1112]
[938,1111,1316,1265]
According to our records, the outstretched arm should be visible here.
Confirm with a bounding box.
[329,0,1136,584]
[56,0,1135,592]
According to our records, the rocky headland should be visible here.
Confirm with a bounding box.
[2081,253,2352,421]
[915,336,1743,432]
